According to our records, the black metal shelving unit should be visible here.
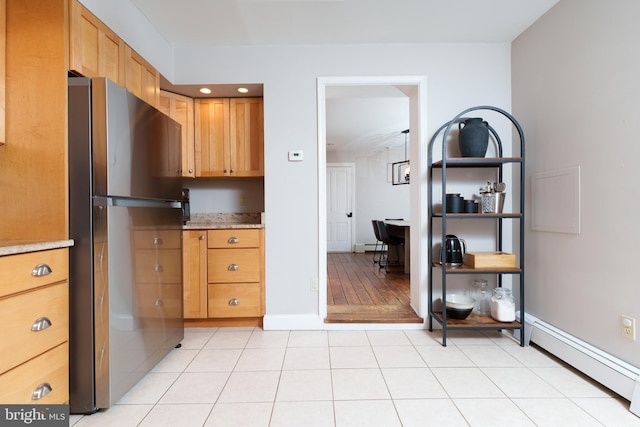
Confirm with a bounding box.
[427,106,525,347]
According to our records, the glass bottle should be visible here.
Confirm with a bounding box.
[471,279,491,316]
[490,287,516,322]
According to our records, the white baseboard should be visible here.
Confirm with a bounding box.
[520,313,639,416]
[262,314,426,331]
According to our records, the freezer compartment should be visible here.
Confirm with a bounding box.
[92,201,184,409]
[69,77,182,201]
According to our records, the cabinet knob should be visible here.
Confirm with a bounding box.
[189,168,193,174]
[154,298,164,307]
[229,298,239,306]
[199,234,205,240]
[32,383,52,400]
[227,237,239,244]
[32,263,52,277]
[230,169,235,173]
[153,237,163,245]
[31,317,53,331]
[228,264,239,271]
[154,265,164,272]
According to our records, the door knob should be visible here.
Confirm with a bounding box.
[346,212,353,218]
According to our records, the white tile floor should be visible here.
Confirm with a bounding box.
[69,327,640,427]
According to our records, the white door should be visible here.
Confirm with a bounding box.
[327,164,354,252]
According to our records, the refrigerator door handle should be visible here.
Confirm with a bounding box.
[94,196,181,209]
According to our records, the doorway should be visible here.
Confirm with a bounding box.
[317,76,428,324]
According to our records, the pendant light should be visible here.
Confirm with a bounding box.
[392,129,410,185]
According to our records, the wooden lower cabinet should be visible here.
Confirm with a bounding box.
[183,228,264,327]
[0,248,69,404]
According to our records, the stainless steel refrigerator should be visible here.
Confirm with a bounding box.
[68,77,184,414]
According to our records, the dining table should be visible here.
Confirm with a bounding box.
[384,219,410,274]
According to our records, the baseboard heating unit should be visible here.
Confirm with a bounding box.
[518,313,640,416]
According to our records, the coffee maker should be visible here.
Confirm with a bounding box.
[181,188,190,224]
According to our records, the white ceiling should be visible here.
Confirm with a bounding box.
[133,0,559,151]
[131,0,558,47]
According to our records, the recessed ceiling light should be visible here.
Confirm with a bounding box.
[237,87,249,94]
[199,88,212,94]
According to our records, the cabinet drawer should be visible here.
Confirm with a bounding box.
[207,283,261,317]
[0,282,69,374]
[208,229,260,248]
[0,342,69,404]
[207,248,260,283]
[133,230,182,249]
[134,249,182,284]
[0,249,68,298]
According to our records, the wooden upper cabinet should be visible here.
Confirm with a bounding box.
[230,98,264,177]
[159,90,195,178]
[195,98,230,177]
[69,0,160,107]
[69,0,125,86]
[195,98,264,178]
[124,44,160,108]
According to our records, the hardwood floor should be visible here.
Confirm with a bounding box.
[326,252,422,323]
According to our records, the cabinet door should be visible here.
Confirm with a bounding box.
[159,91,196,178]
[230,98,264,177]
[182,230,208,318]
[124,44,159,107]
[0,0,5,145]
[195,98,230,177]
[69,0,125,85]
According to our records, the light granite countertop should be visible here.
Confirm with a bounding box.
[0,239,74,256]
[183,212,265,230]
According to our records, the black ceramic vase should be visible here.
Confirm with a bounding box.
[458,118,489,157]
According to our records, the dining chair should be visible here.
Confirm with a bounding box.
[371,220,384,265]
[375,220,404,272]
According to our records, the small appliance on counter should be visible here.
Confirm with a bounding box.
[182,188,191,224]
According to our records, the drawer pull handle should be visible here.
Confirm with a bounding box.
[228,264,239,271]
[31,317,53,331]
[153,237,163,245]
[32,383,52,400]
[227,237,239,244]
[229,298,239,306]
[32,263,52,277]
[154,265,164,272]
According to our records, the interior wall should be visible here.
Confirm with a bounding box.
[512,0,640,367]
[327,147,410,246]
[173,43,512,318]
[70,1,515,320]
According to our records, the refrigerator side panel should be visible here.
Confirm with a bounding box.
[93,199,112,409]
[68,77,97,414]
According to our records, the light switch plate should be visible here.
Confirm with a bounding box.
[288,150,303,161]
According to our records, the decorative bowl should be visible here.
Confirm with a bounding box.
[444,294,476,320]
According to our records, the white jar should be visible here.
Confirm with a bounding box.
[490,287,516,322]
